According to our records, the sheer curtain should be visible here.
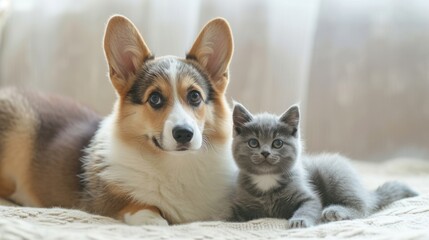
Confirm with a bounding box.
[0,0,319,113]
[1,0,428,161]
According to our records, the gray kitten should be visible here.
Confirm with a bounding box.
[228,103,418,228]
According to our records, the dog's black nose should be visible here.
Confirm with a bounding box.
[261,151,270,158]
[172,126,194,144]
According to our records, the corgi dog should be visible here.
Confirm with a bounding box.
[0,15,236,225]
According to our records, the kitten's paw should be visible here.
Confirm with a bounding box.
[288,218,312,228]
[124,209,169,226]
[322,207,351,222]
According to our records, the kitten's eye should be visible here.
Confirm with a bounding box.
[188,90,202,107]
[248,139,259,148]
[272,139,283,149]
[148,92,164,109]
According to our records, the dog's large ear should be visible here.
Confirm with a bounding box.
[187,18,233,93]
[233,102,253,135]
[279,105,300,137]
[104,15,152,95]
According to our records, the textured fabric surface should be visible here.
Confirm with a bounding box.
[1,158,429,240]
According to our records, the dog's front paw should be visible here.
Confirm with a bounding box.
[288,218,312,229]
[124,209,169,226]
[321,206,350,222]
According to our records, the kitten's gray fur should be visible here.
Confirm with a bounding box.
[228,103,418,228]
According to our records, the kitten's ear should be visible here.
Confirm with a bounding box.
[187,18,233,93]
[280,105,300,136]
[104,15,152,96]
[233,102,253,134]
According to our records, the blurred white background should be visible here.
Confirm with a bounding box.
[0,0,428,161]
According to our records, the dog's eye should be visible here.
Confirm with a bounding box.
[149,92,163,109]
[272,139,283,149]
[188,90,202,107]
[248,138,259,148]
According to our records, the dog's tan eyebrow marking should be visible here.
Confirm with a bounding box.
[177,60,213,102]
[127,60,172,104]
[178,76,207,102]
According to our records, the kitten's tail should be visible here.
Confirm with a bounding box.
[371,181,418,212]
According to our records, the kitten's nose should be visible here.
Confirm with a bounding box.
[261,151,270,158]
[173,125,194,144]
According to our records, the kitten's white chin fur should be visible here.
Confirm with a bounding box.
[249,174,281,192]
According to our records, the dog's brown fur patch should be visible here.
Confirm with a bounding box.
[25,92,101,207]
[0,88,40,205]
[0,88,101,207]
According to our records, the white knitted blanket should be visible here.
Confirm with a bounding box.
[1,158,429,240]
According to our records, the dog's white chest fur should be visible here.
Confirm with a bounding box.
[250,174,281,192]
[97,118,236,224]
